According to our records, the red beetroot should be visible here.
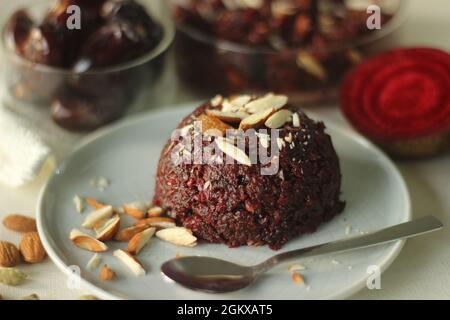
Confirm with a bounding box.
[341,47,450,158]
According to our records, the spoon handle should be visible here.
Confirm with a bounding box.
[254,216,443,273]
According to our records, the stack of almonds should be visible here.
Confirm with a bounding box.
[69,196,197,281]
[188,93,302,165]
[0,214,46,286]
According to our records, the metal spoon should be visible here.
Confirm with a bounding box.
[161,216,442,293]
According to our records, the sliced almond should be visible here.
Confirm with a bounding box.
[215,137,252,166]
[239,107,276,130]
[135,217,176,229]
[265,109,293,129]
[94,215,121,241]
[73,195,84,213]
[297,50,327,81]
[229,95,252,108]
[198,113,232,136]
[128,228,156,255]
[70,229,108,252]
[292,272,305,285]
[123,201,150,220]
[82,206,114,229]
[244,93,288,114]
[86,197,106,209]
[292,112,301,127]
[113,249,146,276]
[210,94,223,107]
[114,225,150,242]
[156,227,197,247]
[147,206,165,217]
[86,254,102,270]
[206,110,249,123]
[100,265,116,281]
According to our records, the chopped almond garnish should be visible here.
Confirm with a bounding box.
[86,197,106,209]
[198,113,232,136]
[292,272,305,285]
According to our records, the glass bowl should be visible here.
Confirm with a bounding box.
[0,0,174,131]
[169,0,406,105]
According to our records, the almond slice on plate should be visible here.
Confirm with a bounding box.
[86,254,102,270]
[128,228,156,255]
[94,215,121,241]
[296,50,327,81]
[215,137,252,166]
[244,93,288,114]
[135,217,176,229]
[147,206,165,217]
[206,110,249,123]
[265,109,293,129]
[86,197,106,209]
[114,225,150,242]
[100,265,117,281]
[123,202,150,220]
[113,249,146,276]
[239,107,276,130]
[82,206,113,229]
[198,114,232,136]
[70,229,108,252]
[73,195,84,213]
[156,227,197,247]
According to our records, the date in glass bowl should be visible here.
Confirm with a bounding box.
[169,0,405,105]
[0,0,174,132]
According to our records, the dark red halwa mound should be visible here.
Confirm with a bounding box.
[154,96,345,249]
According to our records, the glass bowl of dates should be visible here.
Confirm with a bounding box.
[170,0,405,105]
[1,0,174,131]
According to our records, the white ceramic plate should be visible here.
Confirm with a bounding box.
[37,103,411,300]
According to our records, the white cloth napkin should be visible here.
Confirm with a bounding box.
[0,96,82,187]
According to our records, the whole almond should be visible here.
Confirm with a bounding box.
[3,214,36,233]
[100,265,116,281]
[0,241,21,267]
[19,232,46,264]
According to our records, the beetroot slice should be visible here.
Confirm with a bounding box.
[341,48,450,146]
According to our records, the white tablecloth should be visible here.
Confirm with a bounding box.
[0,0,449,300]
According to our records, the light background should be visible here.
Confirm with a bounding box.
[0,0,449,299]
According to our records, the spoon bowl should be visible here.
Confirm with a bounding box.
[161,257,255,293]
[161,216,443,293]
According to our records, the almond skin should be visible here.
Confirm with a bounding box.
[86,197,106,209]
[0,241,21,267]
[3,214,36,233]
[100,265,116,281]
[134,217,176,229]
[70,229,108,252]
[114,225,149,242]
[19,232,46,264]
[123,205,147,220]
